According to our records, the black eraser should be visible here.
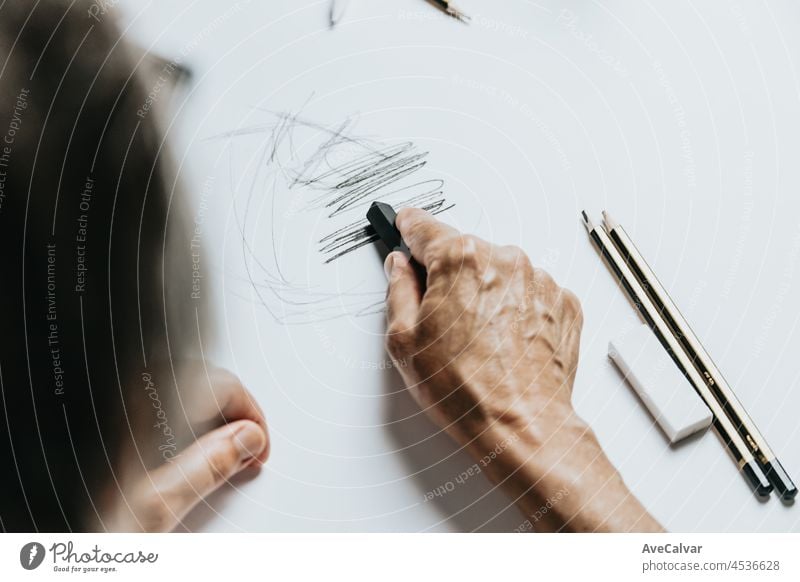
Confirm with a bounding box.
[367,201,427,285]
[367,201,402,251]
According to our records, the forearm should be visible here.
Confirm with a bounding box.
[466,410,664,533]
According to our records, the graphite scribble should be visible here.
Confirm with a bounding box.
[211,109,454,323]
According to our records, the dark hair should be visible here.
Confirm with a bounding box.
[0,1,197,531]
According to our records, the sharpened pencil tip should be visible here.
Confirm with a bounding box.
[329,0,347,28]
[602,210,619,231]
[581,210,593,231]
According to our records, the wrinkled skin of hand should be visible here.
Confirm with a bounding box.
[384,208,663,533]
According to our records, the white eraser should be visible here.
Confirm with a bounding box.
[608,325,712,444]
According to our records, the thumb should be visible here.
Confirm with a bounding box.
[139,420,268,530]
[384,251,422,356]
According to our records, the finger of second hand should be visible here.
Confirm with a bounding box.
[150,420,268,523]
[185,365,270,464]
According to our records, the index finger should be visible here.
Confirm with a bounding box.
[395,208,460,267]
[183,364,269,464]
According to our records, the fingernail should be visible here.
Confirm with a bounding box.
[384,253,396,280]
[384,252,409,281]
[234,424,266,462]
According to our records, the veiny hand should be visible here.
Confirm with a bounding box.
[384,208,662,532]
[109,366,269,532]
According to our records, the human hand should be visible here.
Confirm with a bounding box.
[384,208,583,447]
[109,366,269,532]
[383,209,661,532]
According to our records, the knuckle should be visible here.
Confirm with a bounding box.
[395,206,415,222]
[385,321,407,339]
[206,440,240,486]
[427,237,459,270]
[411,221,432,242]
[423,239,447,261]
[532,267,557,292]
[532,266,554,283]
[499,245,531,271]
[419,235,450,269]
[461,234,482,256]
[413,221,441,249]
[396,206,423,228]
[446,235,481,269]
[210,367,244,397]
[560,288,584,327]
[501,244,525,261]
[385,324,415,358]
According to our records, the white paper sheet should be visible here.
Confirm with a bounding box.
[116,0,800,532]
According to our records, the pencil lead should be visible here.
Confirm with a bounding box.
[451,9,471,24]
[427,0,471,24]
[329,0,347,28]
[581,210,594,231]
[602,210,619,231]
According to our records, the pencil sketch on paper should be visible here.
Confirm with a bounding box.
[211,110,455,324]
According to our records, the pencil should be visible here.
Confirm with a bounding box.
[602,211,797,501]
[330,0,350,28]
[582,211,772,497]
[425,0,471,24]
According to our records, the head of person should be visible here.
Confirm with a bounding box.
[0,0,200,531]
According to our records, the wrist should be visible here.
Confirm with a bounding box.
[470,401,592,483]
[468,407,659,532]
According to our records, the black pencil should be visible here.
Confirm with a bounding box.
[425,0,471,23]
[602,211,797,501]
[582,211,772,497]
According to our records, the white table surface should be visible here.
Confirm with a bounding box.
[115,0,800,532]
